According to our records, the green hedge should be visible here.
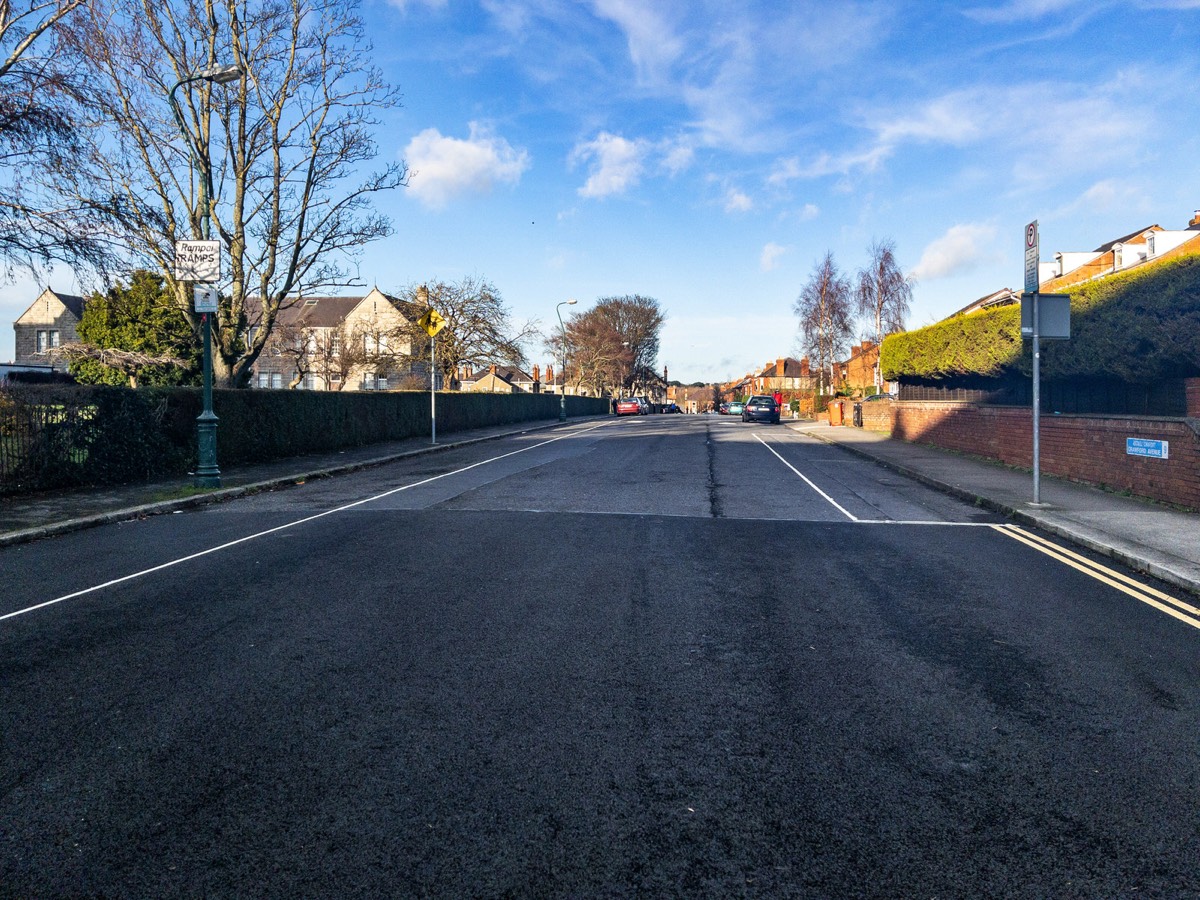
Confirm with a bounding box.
[0,385,609,494]
[882,253,1200,382]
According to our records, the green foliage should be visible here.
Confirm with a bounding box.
[1037,254,1200,381]
[881,306,1021,380]
[74,270,201,386]
[881,253,1200,382]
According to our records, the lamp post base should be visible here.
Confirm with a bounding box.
[195,413,221,488]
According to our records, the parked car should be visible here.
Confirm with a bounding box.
[635,397,651,414]
[742,395,780,424]
[727,401,746,416]
[662,402,682,413]
[614,398,641,416]
[718,402,730,415]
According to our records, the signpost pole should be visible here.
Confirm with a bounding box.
[1032,294,1041,505]
[430,331,436,445]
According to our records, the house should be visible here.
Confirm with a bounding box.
[251,287,419,390]
[459,363,541,393]
[12,288,87,372]
[747,357,819,394]
[949,210,1200,319]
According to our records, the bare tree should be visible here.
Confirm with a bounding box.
[398,276,538,386]
[0,0,110,278]
[856,238,913,335]
[794,252,853,394]
[591,295,664,393]
[558,309,629,396]
[43,343,187,388]
[45,0,407,386]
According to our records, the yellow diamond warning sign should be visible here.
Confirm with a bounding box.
[418,308,446,337]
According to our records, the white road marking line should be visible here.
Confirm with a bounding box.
[754,433,859,522]
[991,525,1200,631]
[1,422,612,624]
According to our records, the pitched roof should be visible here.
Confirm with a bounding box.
[463,364,533,383]
[753,357,808,378]
[54,290,87,319]
[1094,225,1159,253]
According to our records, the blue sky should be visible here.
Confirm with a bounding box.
[5,0,1200,383]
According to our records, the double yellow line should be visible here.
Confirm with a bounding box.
[991,525,1200,630]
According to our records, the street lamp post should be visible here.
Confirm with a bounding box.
[169,63,242,489]
[556,299,577,422]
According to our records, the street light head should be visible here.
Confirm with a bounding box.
[198,63,243,84]
[567,299,578,305]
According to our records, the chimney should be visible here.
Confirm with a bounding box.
[663,365,668,383]
[800,357,810,377]
[1190,209,1200,228]
[776,357,785,376]
[532,364,540,383]
[489,363,497,375]
[546,364,554,384]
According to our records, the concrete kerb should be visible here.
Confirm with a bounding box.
[794,424,1200,599]
[0,417,595,551]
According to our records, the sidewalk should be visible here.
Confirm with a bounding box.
[0,418,591,549]
[789,420,1200,597]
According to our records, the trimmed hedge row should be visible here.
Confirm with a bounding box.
[881,252,1200,382]
[0,385,609,495]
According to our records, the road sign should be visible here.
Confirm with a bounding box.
[193,284,218,313]
[1020,293,1070,339]
[1127,438,1169,460]
[1024,220,1039,293]
[175,240,221,282]
[418,308,446,337]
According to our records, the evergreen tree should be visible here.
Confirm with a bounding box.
[74,270,200,387]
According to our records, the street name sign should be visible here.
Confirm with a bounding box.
[1024,220,1039,293]
[1127,438,1169,459]
[175,240,221,282]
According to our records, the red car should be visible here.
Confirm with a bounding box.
[614,398,641,416]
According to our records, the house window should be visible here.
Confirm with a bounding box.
[331,334,341,355]
[36,330,60,352]
[376,375,388,391]
[302,373,315,390]
[271,373,282,389]
[258,372,270,388]
[362,372,375,390]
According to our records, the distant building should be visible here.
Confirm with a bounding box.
[251,287,419,390]
[12,288,87,372]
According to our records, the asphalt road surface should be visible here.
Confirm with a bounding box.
[3,416,1199,897]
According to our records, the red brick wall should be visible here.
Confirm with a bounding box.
[1186,377,1200,417]
[887,401,1200,508]
[859,400,893,431]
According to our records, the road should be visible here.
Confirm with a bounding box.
[3,415,1199,897]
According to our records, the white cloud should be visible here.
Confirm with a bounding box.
[911,223,1000,281]
[725,189,753,213]
[963,0,1084,22]
[589,0,682,79]
[405,122,530,210]
[660,140,695,176]
[760,242,788,272]
[798,203,819,221]
[571,132,649,198]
